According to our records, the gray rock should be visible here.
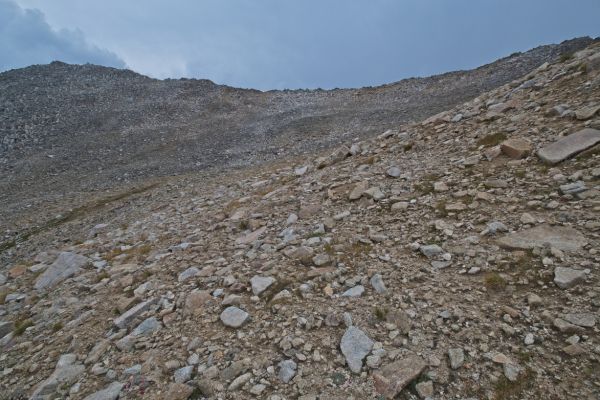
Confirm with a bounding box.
[220,306,249,328]
[420,244,443,258]
[174,365,194,383]
[370,274,387,294]
[83,382,124,400]
[0,272,6,285]
[342,285,364,298]
[131,317,161,336]
[340,326,374,373]
[559,181,587,194]
[554,267,586,289]
[448,348,465,369]
[228,372,252,391]
[364,186,385,200]
[34,252,90,290]
[30,354,85,399]
[123,364,142,375]
[497,225,587,252]
[278,359,297,383]
[483,221,508,235]
[503,364,521,382]
[537,128,600,164]
[0,321,14,338]
[553,318,584,334]
[178,267,200,282]
[113,298,157,329]
[564,313,596,328]
[386,166,401,177]
[250,276,275,295]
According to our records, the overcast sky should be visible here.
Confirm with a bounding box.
[2,0,600,90]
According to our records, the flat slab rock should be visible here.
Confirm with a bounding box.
[340,326,374,373]
[537,128,600,164]
[34,252,90,290]
[373,355,427,399]
[497,225,586,252]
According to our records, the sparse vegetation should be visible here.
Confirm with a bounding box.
[484,272,507,291]
[477,132,506,147]
[494,368,536,400]
[559,52,574,63]
[14,319,34,336]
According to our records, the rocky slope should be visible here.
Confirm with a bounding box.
[0,37,596,243]
[1,41,599,399]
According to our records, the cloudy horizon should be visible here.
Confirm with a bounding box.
[2,0,600,90]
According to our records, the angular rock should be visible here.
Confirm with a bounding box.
[500,138,531,159]
[554,267,586,289]
[278,359,297,383]
[174,365,194,383]
[372,355,427,399]
[113,298,157,329]
[420,244,443,258]
[341,285,364,298]
[370,274,387,294]
[537,128,600,164]
[220,306,249,328]
[184,290,215,315]
[497,225,586,252]
[235,226,266,245]
[340,326,374,373]
[178,267,200,282]
[30,354,85,399]
[559,181,587,194]
[83,382,124,400]
[386,166,401,177]
[34,252,90,290]
[250,276,275,295]
[564,313,596,328]
[165,383,194,400]
[448,348,465,369]
[349,181,369,200]
[575,105,600,120]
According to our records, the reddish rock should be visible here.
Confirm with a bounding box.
[500,138,532,159]
[373,355,427,399]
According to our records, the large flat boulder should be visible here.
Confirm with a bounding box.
[373,355,427,399]
[497,225,586,252]
[34,252,90,291]
[537,128,600,164]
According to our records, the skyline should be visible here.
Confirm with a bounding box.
[2,0,600,90]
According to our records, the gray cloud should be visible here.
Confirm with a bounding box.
[0,0,125,72]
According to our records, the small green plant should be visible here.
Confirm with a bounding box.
[14,319,34,336]
[435,200,448,216]
[374,307,389,321]
[514,169,526,179]
[95,270,110,283]
[559,52,573,63]
[494,368,536,400]
[477,132,506,147]
[331,371,347,386]
[484,272,507,291]
[403,142,413,152]
[52,322,63,332]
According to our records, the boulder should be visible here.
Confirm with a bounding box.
[537,128,600,164]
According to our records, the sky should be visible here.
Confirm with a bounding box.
[2,0,599,90]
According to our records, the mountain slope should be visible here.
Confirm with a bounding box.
[0,37,596,234]
[1,40,600,400]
